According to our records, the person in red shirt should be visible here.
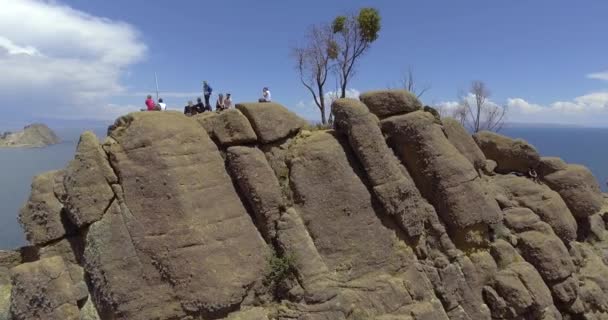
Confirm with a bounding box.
[145,95,156,111]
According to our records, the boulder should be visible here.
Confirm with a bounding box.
[489,262,553,318]
[288,131,412,279]
[226,145,284,241]
[381,111,501,243]
[542,164,604,219]
[332,98,433,237]
[442,117,486,170]
[88,112,270,318]
[9,256,80,320]
[473,131,540,173]
[64,132,117,227]
[285,131,442,317]
[19,170,66,245]
[538,157,567,176]
[236,102,306,143]
[490,239,523,268]
[503,207,542,233]
[194,109,257,146]
[493,174,577,242]
[359,89,422,118]
[38,238,88,302]
[517,230,575,281]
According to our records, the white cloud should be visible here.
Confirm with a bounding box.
[0,0,146,120]
[294,88,360,121]
[436,91,608,127]
[587,71,608,81]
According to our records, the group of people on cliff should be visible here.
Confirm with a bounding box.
[143,81,272,116]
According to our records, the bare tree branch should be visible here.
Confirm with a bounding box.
[292,24,334,124]
[455,81,507,133]
[401,67,431,99]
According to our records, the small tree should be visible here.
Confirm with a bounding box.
[332,8,381,98]
[455,81,507,133]
[401,67,430,99]
[293,24,336,124]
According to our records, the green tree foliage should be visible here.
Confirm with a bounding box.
[332,8,381,98]
[358,8,381,42]
[292,8,381,124]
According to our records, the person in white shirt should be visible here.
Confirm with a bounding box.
[158,98,167,111]
[225,93,233,109]
[258,87,271,102]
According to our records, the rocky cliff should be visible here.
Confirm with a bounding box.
[1,91,607,320]
[0,124,60,148]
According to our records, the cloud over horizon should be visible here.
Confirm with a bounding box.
[436,90,608,127]
[0,0,146,121]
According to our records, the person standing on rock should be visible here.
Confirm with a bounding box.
[258,87,271,102]
[203,81,213,109]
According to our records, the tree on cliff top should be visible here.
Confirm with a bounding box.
[332,8,381,98]
[292,24,336,124]
[455,81,507,133]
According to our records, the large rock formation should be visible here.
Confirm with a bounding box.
[3,95,608,320]
[0,123,60,148]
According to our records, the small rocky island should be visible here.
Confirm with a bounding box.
[0,124,60,148]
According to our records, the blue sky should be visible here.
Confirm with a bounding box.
[1,0,608,127]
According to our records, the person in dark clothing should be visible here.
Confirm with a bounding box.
[203,81,212,109]
[194,97,206,113]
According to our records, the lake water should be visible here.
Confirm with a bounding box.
[0,126,606,249]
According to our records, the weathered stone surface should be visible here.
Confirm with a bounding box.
[39,238,88,302]
[543,164,604,219]
[538,157,567,176]
[473,131,540,173]
[225,307,269,320]
[8,91,608,320]
[551,276,579,305]
[518,231,575,281]
[493,174,578,242]
[284,132,444,318]
[359,89,422,118]
[288,132,411,279]
[194,109,258,146]
[381,111,501,243]
[490,262,554,318]
[236,102,306,143]
[64,132,117,227]
[87,112,270,318]
[442,117,486,170]
[332,98,433,237]
[276,208,333,297]
[227,146,284,241]
[19,170,66,245]
[9,256,80,320]
[491,239,523,268]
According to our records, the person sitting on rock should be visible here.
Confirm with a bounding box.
[145,95,156,111]
[194,97,206,113]
[216,93,226,111]
[225,93,233,109]
[184,101,195,116]
[258,87,271,102]
[157,98,167,111]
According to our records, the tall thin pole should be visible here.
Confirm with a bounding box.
[154,72,160,101]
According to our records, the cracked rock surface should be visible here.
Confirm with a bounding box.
[3,97,608,320]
